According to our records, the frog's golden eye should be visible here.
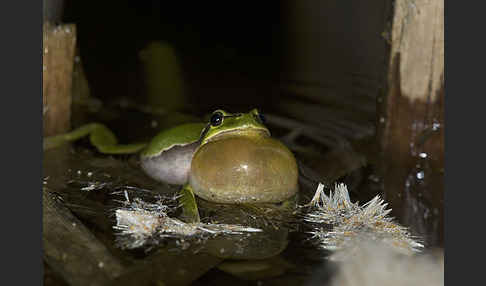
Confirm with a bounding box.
[210,111,224,127]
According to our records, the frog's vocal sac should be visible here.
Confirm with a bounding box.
[140,109,299,204]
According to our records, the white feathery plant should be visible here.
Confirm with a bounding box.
[113,190,262,250]
[304,183,424,258]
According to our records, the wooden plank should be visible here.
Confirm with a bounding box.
[43,23,76,136]
[43,189,125,286]
[388,0,444,102]
[378,0,444,246]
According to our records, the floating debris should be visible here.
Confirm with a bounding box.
[80,181,111,192]
[304,183,424,257]
[113,190,262,250]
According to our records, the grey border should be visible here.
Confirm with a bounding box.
[444,0,480,284]
[1,0,42,285]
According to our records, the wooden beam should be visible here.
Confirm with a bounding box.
[378,0,444,246]
[43,189,125,286]
[43,23,76,136]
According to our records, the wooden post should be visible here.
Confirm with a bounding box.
[378,0,444,246]
[43,190,125,286]
[43,22,76,136]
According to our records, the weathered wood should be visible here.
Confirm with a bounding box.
[378,0,444,246]
[387,0,444,101]
[43,189,125,286]
[43,23,76,136]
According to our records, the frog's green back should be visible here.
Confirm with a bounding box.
[141,123,206,158]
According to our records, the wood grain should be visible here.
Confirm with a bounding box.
[43,23,76,136]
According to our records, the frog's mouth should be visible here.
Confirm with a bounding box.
[204,126,270,143]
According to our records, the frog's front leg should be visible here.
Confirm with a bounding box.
[179,184,201,223]
[43,123,147,154]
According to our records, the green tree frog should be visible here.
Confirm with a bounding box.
[44,109,299,223]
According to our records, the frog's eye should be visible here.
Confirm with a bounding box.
[210,112,224,127]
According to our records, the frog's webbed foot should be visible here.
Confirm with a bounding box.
[178,184,201,223]
[43,123,147,154]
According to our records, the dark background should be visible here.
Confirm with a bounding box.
[61,1,389,116]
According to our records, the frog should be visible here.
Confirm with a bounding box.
[44,109,299,223]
